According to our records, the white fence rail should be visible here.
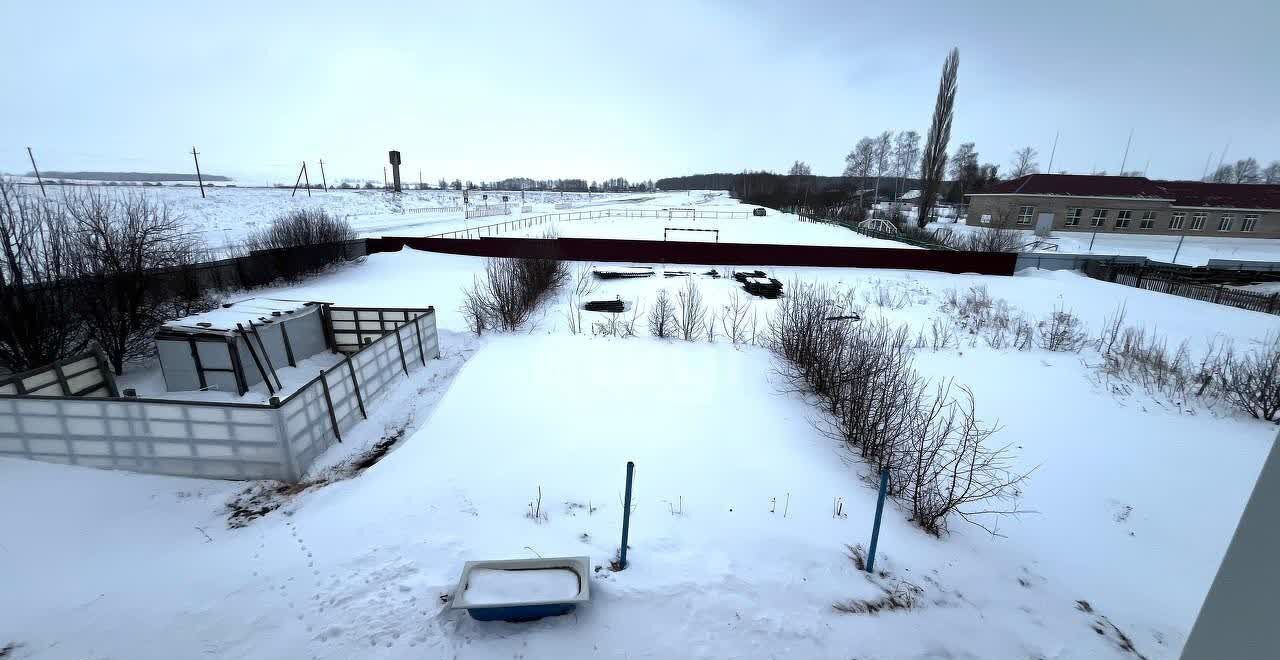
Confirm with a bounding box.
[465,205,512,220]
[426,208,750,240]
[0,310,440,482]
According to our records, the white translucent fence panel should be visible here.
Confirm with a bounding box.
[0,397,287,480]
[0,311,441,483]
[0,349,115,398]
[277,310,440,477]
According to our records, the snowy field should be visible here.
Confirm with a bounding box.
[3,242,1278,659]
[930,219,1280,266]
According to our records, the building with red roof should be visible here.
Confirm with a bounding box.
[966,174,1280,238]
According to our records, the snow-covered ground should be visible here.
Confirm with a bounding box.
[3,245,1278,659]
[930,219,1280,266]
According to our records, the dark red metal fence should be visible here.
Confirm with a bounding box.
[366,236,1017,275]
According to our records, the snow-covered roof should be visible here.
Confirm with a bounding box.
[161,298,319,335]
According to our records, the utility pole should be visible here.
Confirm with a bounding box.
[1046,130,1060,173]
[1202,152,1214,181]
[318,159,328,191]
[191,147,206,198]
[418,168,423,190]
[383,166,388,190]
[291,161,306,198]
[302,162,312,197]
[1119,128,1133,174]
[26,147,47,197]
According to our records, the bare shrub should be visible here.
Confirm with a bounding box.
[1098,325,1195,400]
[768,280,1027,535]
[67,190,211,373]
[720,292,752,345]
[0,179,87,371]
[1220,333,1280,422]
[620,303,642,338]
[648,289,676,338]
[242,208,356,251]
[460,255,568,334]
[675,279,707,341]
[899,381,1027,536]
[241,208,359,281]
[565,263,598,335]
[1036,306,1088,352]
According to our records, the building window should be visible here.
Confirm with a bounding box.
[1242,214,1259,233]
[1218,213,1234,232]
[1017,205,1034,225]
[1065,207,1081,226]
[1115,210,1133,229]
[1091,209,1109,228]
[1139,210,1156,229]
[1169,212,1185,230]
[1190,212,1206,230]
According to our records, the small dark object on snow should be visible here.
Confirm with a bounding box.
[704,269,720,278]
[592,267,654,280]
[753,207,767,216]
[732,270,768,283]
[583,299,625,313]
[826,313,862,322]
[663,270,692,278]
[742,277,784,299]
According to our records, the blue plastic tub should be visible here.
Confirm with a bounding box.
[450,556,591,623]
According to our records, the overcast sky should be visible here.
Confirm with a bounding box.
[2,0,1276,185]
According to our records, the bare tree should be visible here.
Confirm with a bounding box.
[843,138,876,197]
[1209,164,1235,183]
[674,279,707,341]
[67,190,209,374]
[1009,146,1040,178]
[647,288,676,338]
[893,131,922,198]
[788,161,813,176]
[872,131,894,206]
[1233,157,1262,184]
[1264,161,1280,184]
[0,179,87,371]
[918,48,959,228]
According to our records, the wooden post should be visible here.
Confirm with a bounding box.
[318,159,328,191]
[302,162,312,198]
[291,162,306,198]
[191,147,206,198]
[26,147,46,197]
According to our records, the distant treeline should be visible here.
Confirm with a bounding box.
[657,172,942,209]
[24,171,232,182]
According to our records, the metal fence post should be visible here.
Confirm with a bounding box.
[617,461,635,570]
[394,328,409,375]
[866,467,890,574]
[318,369,342,443]
[345,355,366,419]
